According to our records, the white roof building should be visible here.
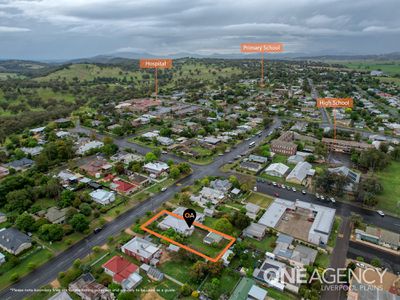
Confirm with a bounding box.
[258,198,335,245]
[89,189,115,205]
[143,161,169,175]
[77,140,104,155]
[121,237,161,262]
[264,163,289,177]
[156,136,174,146]
[21,146,43,156]
[286,161,314,185]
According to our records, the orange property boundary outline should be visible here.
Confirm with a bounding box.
[141,210,236,262]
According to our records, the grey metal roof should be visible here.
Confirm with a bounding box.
[0,228,31,252]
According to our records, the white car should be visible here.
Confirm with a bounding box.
[161,187,167,192]
[301,190,306,195]
[253,186,257,192]
[292,187,296,192]
[330,197,336,203]
[316,193,320,199]
[320,195,325,201]
[281,184,286,189]
[377,210,385,217]
[272,182,277,186]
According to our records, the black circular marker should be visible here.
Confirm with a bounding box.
[183,208,196,228]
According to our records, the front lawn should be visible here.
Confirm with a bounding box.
[245,234,277,252]
[0,247,53,290]
[327,216,342,248]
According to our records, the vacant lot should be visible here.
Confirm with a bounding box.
[246,192,274,208]
[375,161,400,216]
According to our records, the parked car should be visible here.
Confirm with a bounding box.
[330,197,336,203]
[281,184,286,189]
[161,187,167,192]
[377,210,385,217]
[292,187,296,192]
[253,186,257,192]
[274,192,279,197]
[316,193,320,199]
[320,195,325,201]
[93,227,103,234]
[272,182,277,186]
[301,190,306,195]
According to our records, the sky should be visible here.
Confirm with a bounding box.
[0,0,399,60]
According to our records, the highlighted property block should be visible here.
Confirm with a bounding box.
[141,210,236,262]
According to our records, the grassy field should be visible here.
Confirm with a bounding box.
[327,217,342,248]
[375,161,400,216]
[378,76,400,86]
[245,234,277,252]
[337,61,400,76]
[36,64,143,82]
[246,192,274,208]
[315,253,331,269]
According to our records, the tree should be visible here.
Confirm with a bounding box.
[114,162,125,175]
[69,213,89,232]
[231,211,251,230]
[358,149,390,171]
[228,175,240,189]
[371,257,381,268]
[38,224,64,242]
[144,152,157,162]
[190,261,208,281]
[59,190,75,208]
[15,213,36,232]
[180,283,193,297]
[169,165,181,179]
[314,142,328,158]
[214,217,233,234]
[178,162,191,174]
[5,189,32,213]
[79,203,92,216]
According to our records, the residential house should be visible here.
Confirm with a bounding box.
[111,179,138,195]
[243,223,266,240]
[158,214,194,236]
[89,189,115,205]
[272,234,317,267]
[111,152,143,164]
[286,162,315,185]
[229,278,268,300]
[76,140,104,155]
[328,166,360,192]
[143,161,169,177]
[210,179,232,193]
[140,263,164,281]
[69,273,114,300]
[20,146,43,156]
[249,155,269,164]
[0,212,7,223]
[80,158,112,177]
[190,187,226,207]
[264,163,289,177]
[45,207,69,224]
[102,256,142,290]
[245,203,261,220]
[48,291,73,300]
[203,232,223,245]
[4,158,34,171]
[0,228,32,255]
[240,161,263,172]
[0,166,9,179]
[121,237,161,265]
[355,227,399,251]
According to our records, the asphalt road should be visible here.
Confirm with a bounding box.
[256,182,400,234]
[321,217,351,300]
[347,241,400,274]
[0,119,281,300]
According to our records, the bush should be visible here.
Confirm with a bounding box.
[10,273,19,282]
[180,284,193,297]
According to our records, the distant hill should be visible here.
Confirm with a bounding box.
[0,59,60,77]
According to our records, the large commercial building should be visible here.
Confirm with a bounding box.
[322,138,374,153]
[258,198,336,246]
[271,131,298,156]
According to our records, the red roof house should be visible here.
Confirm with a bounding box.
[111,179,138,194]
[102,256,138,283]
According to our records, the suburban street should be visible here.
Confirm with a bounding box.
[1,116,399,300]
[0,119,280,300]
[256,182,400,234]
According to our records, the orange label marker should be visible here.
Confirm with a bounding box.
[141,210,236,262]
[139,59,173,99]
[240,43,284,87]
[316,98,353,108]
[317,98,353,140]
